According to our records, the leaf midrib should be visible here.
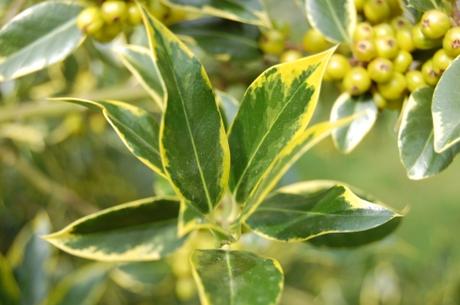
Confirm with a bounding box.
[225,251,235,305]
[324,0,349,42]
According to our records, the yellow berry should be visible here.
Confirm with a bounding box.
[303,28,332,53]
[377,72,407,100]
[421,60,441,86]
[393,50,413,73]
[406,70,427,92]
[326,54,351,80]
[343,67,372,96]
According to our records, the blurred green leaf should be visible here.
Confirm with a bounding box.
[406,0,448,11]
[330,93,377,154]
[0,1,84,80]
[399,87,460,180]
[44,197,186,262]
[143,8,230,214]
[217,90,239,129]
[191,249,284,305]
[246,180,400,242]
[0,255,19,305]
[111,261,170,294]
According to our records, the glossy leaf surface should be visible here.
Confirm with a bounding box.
[143,9,230,213]
[44,197,186,262]
[0,1,84,80]
[330,93,377,153]
[246,180,400,242]
[191,249,283,305]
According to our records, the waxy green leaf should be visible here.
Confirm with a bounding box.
[0,255,19,305]
[330,93,377,153]
[55,98,164,177]
[432,56,460,152]
[111,261,170,293]
[305,0,356,43]
[246,180,400,242]
[229,48,335,205]
[191,249,283,305]
[142,9,230,214]
[44,197,186,262]
[164,0,270,26]
[406,0,446,11]
[0,1,84,80]
[171,18,261,62]
[116,45,165,110]
[43,264,109,305]
[399,87,460,179]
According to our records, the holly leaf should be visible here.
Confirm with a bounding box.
[142,9,230,214]
[399,87,460,179]
[330,93,378,153]
[0,1,84,80]
[44,197,186,262]
[191,249,283,305]
[0,255,19,305]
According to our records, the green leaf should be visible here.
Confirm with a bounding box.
[217,90,239,128]
[54,98,164,177]
[229,48,335,205]
[142,9,230,214]
[164,0,270,26]
[432,56,460,152]
[116,45,165,110]
[171,18,262,62]
[330,93,378,153]
[44,197,186,262]
[305,0,356,43]
[191,249,284,305]
[406,0,447,11]
[43,264,109,305]
[399,87,460,180]
[245,180,400,242]
[0,1,84,81]
[0,255,19,305]
[111,261,170,293]
[309,216,402,248]
[8,212,51,305]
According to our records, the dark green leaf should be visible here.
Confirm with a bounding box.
[44,197,186,262]
[0,1,84,80]
[142,9,230,214]
[191,249,283,305]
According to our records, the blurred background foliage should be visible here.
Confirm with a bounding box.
[0,0,459,304]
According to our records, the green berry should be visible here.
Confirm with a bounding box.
[422,60,440,86]
[343,67,372,96]
[432,49,453,73]
[368,57,393,83]
[421,9,451,39]
[149,1,170,20]
[77,7,104,35]
[303,28,331,53]
[353,39,377,62]
[364,0,391,24]
[377,72,407,100]
[92,22,122,43]
[355,0,364,12]
[326,54,351,80]
[259,31,285,55]
[412,24,441,50]
[443,27,460,57]
[375,36,399,59]
[396,29,415,52]
[373,92,403,110]
[387,0,403,16]
[393,50,413,73]
[391,16,411,30]
[353,22,374,41]
[128,3,142,25]
[101,1,128,24]
[406,70,427,92]
[280,50,302,63]
[373,23,394,38]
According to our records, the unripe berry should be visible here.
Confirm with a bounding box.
[364,0,391,24]
[432,49,453,73]
[326,54,351,80]
[406,70,427,92]
[377,72,407,100]
[149,1,170,20]
[259,30,285,55]
[92,22,122,43]
[280,50,302,63]
[375,36,399,59]
[353,39,377,62]
[443,27,460,57]
[373,92,403,110]
[396,29,415,52]
[77,7,104,35]
[353,22,374,41]
[391,16,411,30]
[393,50,413,73]
[164,8,188,25]
[303,28,332,53]
[387,0,403,16]
[128,3,142,25]
[422,60,440,86]
[355,0,364,12]
[412,25,441,50]
[373,23,394,38]
[368,57,393,83]
[101,1,128,24]
[343,67,372,96]
[421,9,451,39]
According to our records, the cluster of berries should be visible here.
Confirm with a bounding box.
[76,0,186,43]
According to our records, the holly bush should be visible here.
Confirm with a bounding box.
[0,0,459,304]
